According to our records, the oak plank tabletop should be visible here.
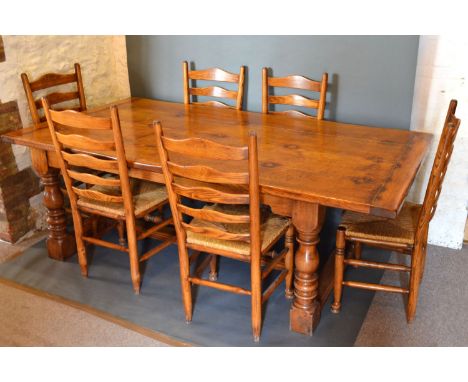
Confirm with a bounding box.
[1,97,432,218]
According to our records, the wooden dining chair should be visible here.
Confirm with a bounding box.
[154,122,294,341]
[43,99,173,294]
[22,63,86,126]
[331,100,461,322]
[22,64,97,229]
[262,68,328,119]
[183,61,245,110]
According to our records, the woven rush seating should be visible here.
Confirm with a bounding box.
[340,202,421,246]
[187,204,290,256]
[78,180,168,218]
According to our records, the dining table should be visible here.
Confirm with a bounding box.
[1,97,432,336]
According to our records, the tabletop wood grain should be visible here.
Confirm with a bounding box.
[3,97,432,218]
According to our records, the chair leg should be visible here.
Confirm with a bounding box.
[331,227,346,314]
[209,254,218,281]
[251,257,262,342]
[418,244,428,284]
[76,236,88,277]
[125,221,141,294]
[407,272,420,323]
[285,225,295,299]
[71,211,88,277]
[117,220,126,246]
[178,243,193,323]
[407,248,422,322]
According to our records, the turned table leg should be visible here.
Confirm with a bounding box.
[31,149,76,260]
[290,201,326,335]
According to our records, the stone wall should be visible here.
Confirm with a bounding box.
[0,35,130,243]
[0,100,41,242]
[408,36,468,249]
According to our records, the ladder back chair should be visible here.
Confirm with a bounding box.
[332,99,461,322]
[155,122,294,342]
[43,99,173,294]
[183,61,245,110]
[22,64,94,227]
[22,63,86,126]
[262,67,328,119]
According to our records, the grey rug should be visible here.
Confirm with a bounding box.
[0,234,389,346]
[355,245,468,346]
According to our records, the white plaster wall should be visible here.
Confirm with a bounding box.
[408,35,468,249]
[0,35,131,232]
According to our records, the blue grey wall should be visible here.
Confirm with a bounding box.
[126,35,419,130]
[125,35,420,255]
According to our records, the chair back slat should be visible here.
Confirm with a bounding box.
[44,98,135,218]
[268,74,322,91]
[270,110,312,118]
[56,132,116,151]
[50,106,82,113]
[183,61,245,110]
[49,109,112,130]
[162,135,248,160]
[62,152,120,172]
[181,222,251,242]
[34,91,80,110]
[72,187,124,203]
[172,183,250,204]
[262,68,328,120]
[67,170,121,187]
[189,86,238,100]
[416,99,461,244]
[155,121,261,257]
[29,72,77,91]
[188,67,240,83]
[167,162,249,185]
[21,63,87,126]
[177,203,250,224]
[268,94,319,109]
